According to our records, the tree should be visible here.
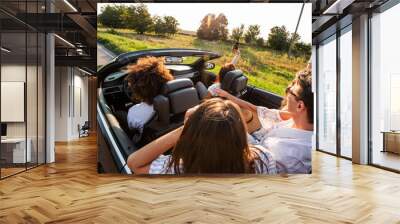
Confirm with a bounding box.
[287,32,301,54]
[154,16,179,36]
[134,4,153,34]
[231,24,245,42]
[266,25,290,51]
[153,16,167,35]
[256,37,265,48]
[122,5,137,29]
[197,14,213,40]
[164,16,179,36]
[289,32,301,44]
[215,14,229,40]
[98,5,125,28]
[197,13,229,41]
[244,25,260,44]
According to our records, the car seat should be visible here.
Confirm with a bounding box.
[143,78,200,140]
[220,69,248,97]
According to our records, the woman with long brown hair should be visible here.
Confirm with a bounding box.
[127,98,276,174]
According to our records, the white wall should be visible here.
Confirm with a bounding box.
[1,64,30,138]
[54,67,89,141]
[1,63,46,164]
[54,66,69,141]
[312,45,317,150]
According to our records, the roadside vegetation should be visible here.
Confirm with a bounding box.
[98,4,310,96]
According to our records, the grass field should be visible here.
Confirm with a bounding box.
[98,28,308,96]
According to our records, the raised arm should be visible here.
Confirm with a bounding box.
[215,88,257,112]
[216,88,293,122]
[231,49,240,65]
[127,126,183,174]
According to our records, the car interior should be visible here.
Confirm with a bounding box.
[98,56,284,173]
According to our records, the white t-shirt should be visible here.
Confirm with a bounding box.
[149,145,277,175]
[127,102,155,142]
[248,106,313,174]
[207,83,221,97]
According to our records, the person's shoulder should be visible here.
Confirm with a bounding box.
[207,83,221,96]
[256,106,279,114]
[208,83,220,89]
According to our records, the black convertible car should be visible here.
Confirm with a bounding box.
[97,48,283,174]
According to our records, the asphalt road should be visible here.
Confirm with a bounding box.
[97,43,116,66]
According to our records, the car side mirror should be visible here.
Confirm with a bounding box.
[205,62,215,70]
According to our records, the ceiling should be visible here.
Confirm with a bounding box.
[0,0,97,72]
[311,0,390,43]
[1,0,394,71]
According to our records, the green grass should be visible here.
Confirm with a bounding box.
[98,28,308,96]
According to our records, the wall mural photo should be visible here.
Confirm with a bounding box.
[96,3,313,175]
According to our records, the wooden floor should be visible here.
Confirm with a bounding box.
[372,150,400,171]
[1,135,400,223]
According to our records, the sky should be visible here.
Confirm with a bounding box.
[98,3,311,43]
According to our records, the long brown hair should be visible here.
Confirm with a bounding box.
[167,98,266,174]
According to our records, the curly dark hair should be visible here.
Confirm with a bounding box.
[125,56,173,104]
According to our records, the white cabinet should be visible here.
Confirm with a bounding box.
[1,138,32,163]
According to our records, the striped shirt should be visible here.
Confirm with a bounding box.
[149,145,277,175]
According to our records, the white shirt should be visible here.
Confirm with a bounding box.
[127,102,155,142]
[248,106,313,174]
[149,145,277,175]
[208,83,221,97]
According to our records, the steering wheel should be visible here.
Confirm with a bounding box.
[123,79,133,100]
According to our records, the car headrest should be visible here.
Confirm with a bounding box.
[168,87,199,114]
[153,78,200,126]
[153,95,169,125]
[220,70,248,96]
[161,79,194,95]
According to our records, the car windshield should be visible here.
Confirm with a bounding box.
[117,54,217,73]
[164,56,202,65]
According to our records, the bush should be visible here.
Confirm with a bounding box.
[291,42,312,59]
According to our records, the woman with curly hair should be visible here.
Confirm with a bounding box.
[125,56,173,142]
